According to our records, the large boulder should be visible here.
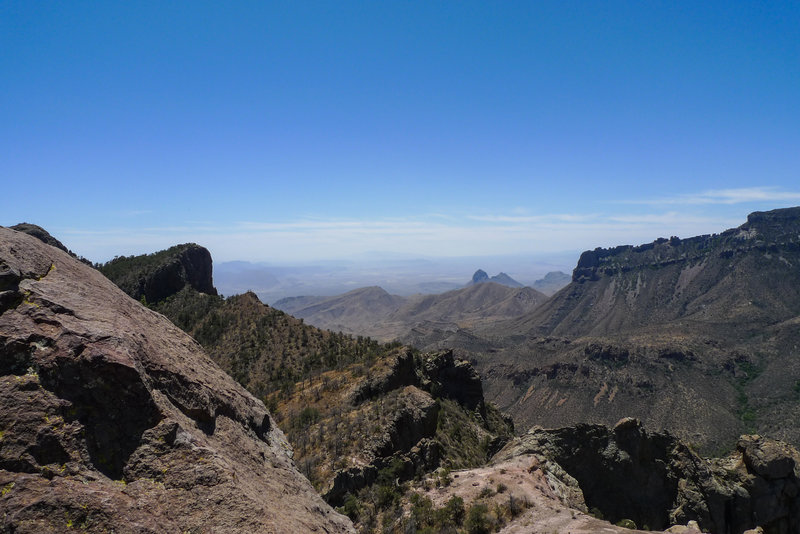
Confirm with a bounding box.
[0,227,353,533]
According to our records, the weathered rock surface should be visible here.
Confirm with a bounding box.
[0,227,354,533]
[495,419,800,534]
[9,223,71,254]
[350,349,486,412]
[10,223,92,266]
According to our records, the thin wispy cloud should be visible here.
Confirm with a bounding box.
[631,187,800,206]
[59,209,745,264]
[467,213,598,224]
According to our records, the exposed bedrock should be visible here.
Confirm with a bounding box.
[495,418,800,534]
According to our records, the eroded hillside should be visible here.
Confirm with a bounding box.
[408,207,800,454]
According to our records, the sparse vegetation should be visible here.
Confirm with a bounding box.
[465,503,490,534]
[151,288,400,398]
[1,482,14,497]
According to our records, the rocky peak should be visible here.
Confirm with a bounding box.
[469,269,524,288]
[0,227,353,533]
[9,223,70,253]
[99,243,217,304]
[9,223,92,266]
[471,269,489,284]
[418,350,485,411]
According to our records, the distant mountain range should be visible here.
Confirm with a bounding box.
[531,270,571,295]
[211,258,571,303]
[271,268,569,342]
[7,218,800,534]
[274,281,550,342]
[407,207,800,453]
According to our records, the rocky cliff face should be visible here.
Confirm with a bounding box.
[494,419,800,534]
[517,206,800,337]
[0,228,353,533]
[99,243,217,304]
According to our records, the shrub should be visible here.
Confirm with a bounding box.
[296,406,321,428]
[465,503,490,534]
[436,495,465,528]
[478,486,495,498]
[375,485,400,508]
[409,493,435,527]
[339,494,361,521]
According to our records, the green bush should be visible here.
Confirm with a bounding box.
[296,407,321,428]
[339,494,361,521]
[375,485,400,508]
[465,503,490,534]
[409,493,434,527]
[436,495,465,528]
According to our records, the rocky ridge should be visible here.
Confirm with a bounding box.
[515,206,800,337]
[468,270,524,288]
[275,282,548,343]
[0,227,353,533]
[269,349,514,510]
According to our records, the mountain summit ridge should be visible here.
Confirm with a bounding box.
[468,269,524,288]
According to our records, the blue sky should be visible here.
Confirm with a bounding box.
[2,2,799,263]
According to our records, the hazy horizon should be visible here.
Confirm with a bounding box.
[212,252,578,303]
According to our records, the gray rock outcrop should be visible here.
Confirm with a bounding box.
[494,419,800,534]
